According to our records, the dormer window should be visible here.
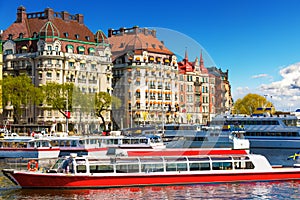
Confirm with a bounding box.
[85,36,90,41]
[33,32,37,38]
[64,32,69,38]
[19,33,23,39]
[8,34,13,40]
[75,34,79,39]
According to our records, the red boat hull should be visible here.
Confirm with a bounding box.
[6,170,300,189]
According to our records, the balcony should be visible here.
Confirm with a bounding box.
[195,90,201,96]
[194,81,202,86]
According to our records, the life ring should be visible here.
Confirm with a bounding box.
[27,160,38,172]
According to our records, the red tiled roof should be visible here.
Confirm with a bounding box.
[2,8,96,43]
[108,27,173,61]
[2,18,95,42]
[178,59,195,73]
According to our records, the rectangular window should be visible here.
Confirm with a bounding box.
[46,72,52,78]
[166,163,187,172]
[90,165,114,173]
[189,163,210,171]
[80,63,85,69]
[76,165,87,173]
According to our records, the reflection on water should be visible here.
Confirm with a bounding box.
[1,160,300,199]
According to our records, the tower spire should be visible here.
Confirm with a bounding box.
[184,47,188,62]
[200,49,204,68]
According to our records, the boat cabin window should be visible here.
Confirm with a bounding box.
[76,165,86,173]
[90,165,114,173]
[189,163,210,171]
[142,163,164,172]
[283,119,297,127]
[28,142,35,147]
[234,161,254,169]
[212,162,232,170]
[166,163,187,172]
[116,164,139,173]
[70,140,77,147]
[123,139,130,144]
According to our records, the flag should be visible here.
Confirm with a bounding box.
[287,152,300,160]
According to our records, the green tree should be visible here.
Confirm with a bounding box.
[94,92,121,130]
[2,75,42,123]
[94,92,112,130]
[233,93,274,115]
[41,82,74,118]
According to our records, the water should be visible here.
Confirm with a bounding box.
[1,162,300,199]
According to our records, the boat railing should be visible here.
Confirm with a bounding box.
[4,157,58,171]
[47,154,258,175]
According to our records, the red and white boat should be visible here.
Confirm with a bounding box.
[0,137,60,159]
[3,151,300,189]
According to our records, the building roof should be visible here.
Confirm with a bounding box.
[1,6,100,44]
[108,26,173,61]
[177,49,196,73]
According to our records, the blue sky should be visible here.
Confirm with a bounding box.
[1,0,300,111]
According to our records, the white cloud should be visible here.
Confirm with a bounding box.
[251,74,269,79]
[232,62,300,111]
[257,62,300,111]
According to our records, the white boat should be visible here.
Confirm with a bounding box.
[4,152,300,189]
[0,137,60,159]
[212,113,300,166]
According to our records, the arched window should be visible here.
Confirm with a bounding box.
[66,44,74,53]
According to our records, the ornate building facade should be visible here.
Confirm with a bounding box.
[177,51,211,124]
[109,26,179,129]
[0,6,112,134]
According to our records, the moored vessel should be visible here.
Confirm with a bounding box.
[3,152,300,189]
[212,113,300,166]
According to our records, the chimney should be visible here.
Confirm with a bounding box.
[45,8,54,20]
[76,14,84,24]
[62,11,70,21]
[152,29,156,37]
[108,28,113,37]
[119,27,125,35]
[133,25,139,34]
[16,6,27,23]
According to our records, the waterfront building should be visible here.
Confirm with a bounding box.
[207,67,233,115]
[177,50,211,124]
[177,51,232,124]
[109,26,179,129]
[0,6,113,134]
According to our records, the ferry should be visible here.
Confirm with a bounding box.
[49,136,108,157]
[0,137,60,159]
[161,124,246,149]
[49,134,166,157]
[4,152,300,189]
[211,113,300,166]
